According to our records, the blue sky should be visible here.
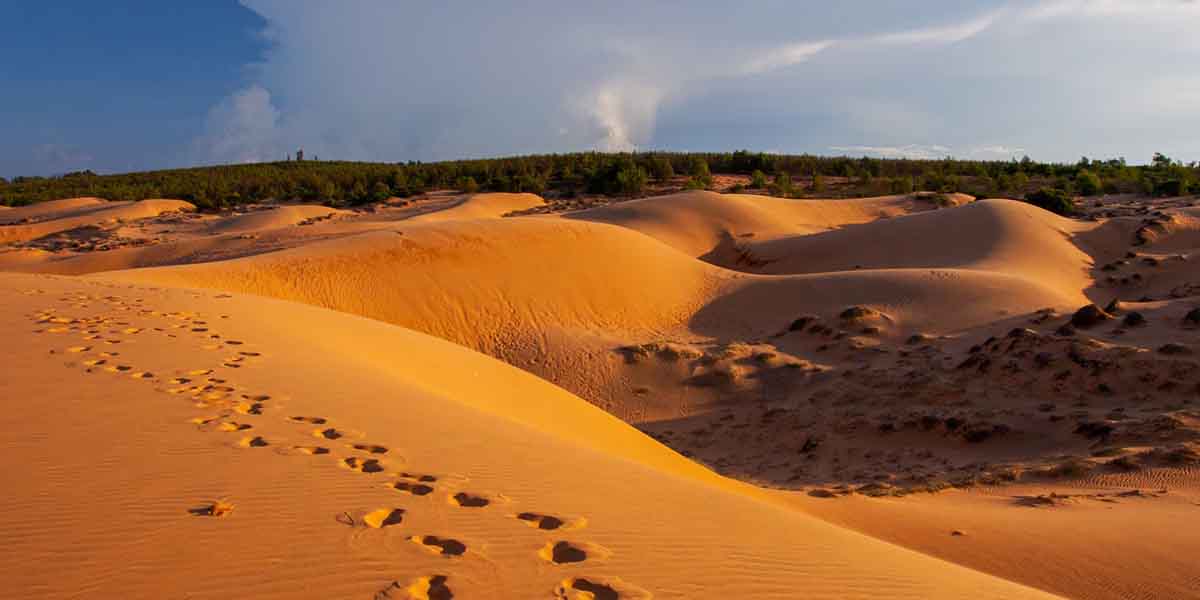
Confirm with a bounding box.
[1,2,266,177]
[4,1,1200,177]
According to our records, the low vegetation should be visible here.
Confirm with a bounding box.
[2,150,1196,211]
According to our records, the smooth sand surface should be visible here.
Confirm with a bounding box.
[4,191,1200,599]
[0,273,1057,599]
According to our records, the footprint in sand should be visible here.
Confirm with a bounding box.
[292,446,331,455]
[83,359,106,367]
[373,576,452,600]
[362,508,406,528]
[410,535,467,557]
[539,541,609,565]
[407,575,453,600]
[450,492,489,508]
[218,422,254,432]
[238,436,270,448]
[104,364,133,373]
[352,443,389,454]
[392,480,435,496]
[234,401,265,415]
[66,346,91,353]
[290,416,328,425]
[314,427,344,440]
[515,512,571,531]
[554,578,647,600]
[188,369,213,376]
[343,457,385,473]
[188,501,235,517]
[130,371,154,379]
[399,472,437,483]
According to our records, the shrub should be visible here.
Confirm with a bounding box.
[890,176,914,194]
[750,170,767,188]
[1154,179,1185,197]
[811,173,825,192]
[1075,169,1101,196]
[769,172,794,197]
[650,156,674,182]
[1023,187,1076,216]
[614,164,648,195]
[684,177,707,190]
[455,176,479,194]
[688,157,713,188]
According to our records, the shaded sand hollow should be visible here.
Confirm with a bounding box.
[4,191,1200,599]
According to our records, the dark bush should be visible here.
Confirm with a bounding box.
[1023,187,1076,215]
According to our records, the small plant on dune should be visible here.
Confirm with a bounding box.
[1022,187,1076,216]
[750,169,768,189]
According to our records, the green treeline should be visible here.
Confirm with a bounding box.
[2,151,1196,210]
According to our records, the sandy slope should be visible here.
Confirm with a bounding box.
[409,192,545,223]
[566,190,938,261]
[0,273,1057,599]
[0,199,195,244]
[0,197,108,225]
[210,205,349,234]
[6,191,1200,599]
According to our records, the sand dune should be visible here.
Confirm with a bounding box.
[5,189,1200,599]
[744,199,1093,296]
[0,198,195,244]
[210,205,348,234]
[0,273,1057,599]
[0,197,108,225]
[567,190,939,260]
[409,192,545,223]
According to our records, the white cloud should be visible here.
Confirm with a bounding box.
[195,84,281,164]
[187,2,1200,166]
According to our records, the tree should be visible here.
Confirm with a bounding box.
[650,156,674,182]
[750,170,767,189]
[769,171,794,197]
[456,176,480,193]
[615,164,647,195]
[1075,169,1101,196]
[1011,172,1030,194]
[370,181,392,203]
[1023,188,1075,216]
[811,173,825,192]
[688,157,713,188]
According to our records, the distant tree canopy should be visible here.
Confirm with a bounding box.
[2,151,1196,210]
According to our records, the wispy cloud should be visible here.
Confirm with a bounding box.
[740,41,834,75]
[867,10,1002,45]
[830,144,952,160]
[828,144,1028,160]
